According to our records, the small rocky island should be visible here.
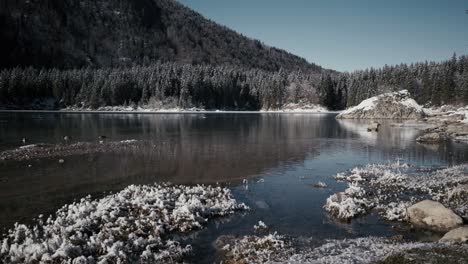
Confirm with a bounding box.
[336,90,426,120]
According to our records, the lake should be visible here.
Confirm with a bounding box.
[1,112,468,263]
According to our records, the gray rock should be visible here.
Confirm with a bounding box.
[440,226,468,243]
[407,200,463,231]
[416,132,447,144]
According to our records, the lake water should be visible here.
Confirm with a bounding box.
[1,112,468,263]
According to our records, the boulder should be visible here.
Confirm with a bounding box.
[416,132,447,144]
[440,226,468,243]
[407,200,463,231]
[367,121,381,132]
[337,90,426,120]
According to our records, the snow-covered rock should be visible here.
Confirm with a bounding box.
[367,121,381,132]
[407,200,463,231]
[337,90,425,119]
[313,181,327,188]
[0,184,248,263]
[440,226,468,243]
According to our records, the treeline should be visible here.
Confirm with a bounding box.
[0,63,325,110]
[342,54,468,107]
[1,55,467,111]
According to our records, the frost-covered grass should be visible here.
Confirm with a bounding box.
[324,162,468,221]
[219,234,468,264]
[0,184,248,263]
[219,232,294,264]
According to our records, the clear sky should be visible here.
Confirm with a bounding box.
[178,0,468,72]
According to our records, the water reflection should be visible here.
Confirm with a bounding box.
[1,113,468,231]
[336,119,421,148]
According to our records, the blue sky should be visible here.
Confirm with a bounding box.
[179,0,468,72]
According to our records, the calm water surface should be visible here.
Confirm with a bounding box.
[1,113,468,263]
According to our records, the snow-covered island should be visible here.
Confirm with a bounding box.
[336,90,425,120]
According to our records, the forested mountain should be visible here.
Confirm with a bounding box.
[0,0,466,110]
[0,0,322,72]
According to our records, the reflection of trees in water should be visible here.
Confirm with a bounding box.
[0,114,332,228]
[2,114,468,229]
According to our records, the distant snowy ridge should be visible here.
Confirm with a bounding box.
[337,90,426,119]
[0,184,248,263]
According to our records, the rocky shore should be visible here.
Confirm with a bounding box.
[414,106,468,144]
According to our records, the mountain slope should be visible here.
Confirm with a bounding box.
[0,0,322,72]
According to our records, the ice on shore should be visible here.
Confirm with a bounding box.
[220,234,468,264]
[325,162,468,221]
[0,184,248,263]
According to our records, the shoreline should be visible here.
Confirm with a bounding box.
[0,109,341,114]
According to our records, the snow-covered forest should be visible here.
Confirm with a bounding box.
[0,63,323,110]
[1,55,467,110]
[344,54,468,107]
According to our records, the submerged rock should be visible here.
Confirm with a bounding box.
[440,226,468,243]
[407,200,463,231]
[313,181,327,188]
[416,132,447,144]
[336,90,425,120]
